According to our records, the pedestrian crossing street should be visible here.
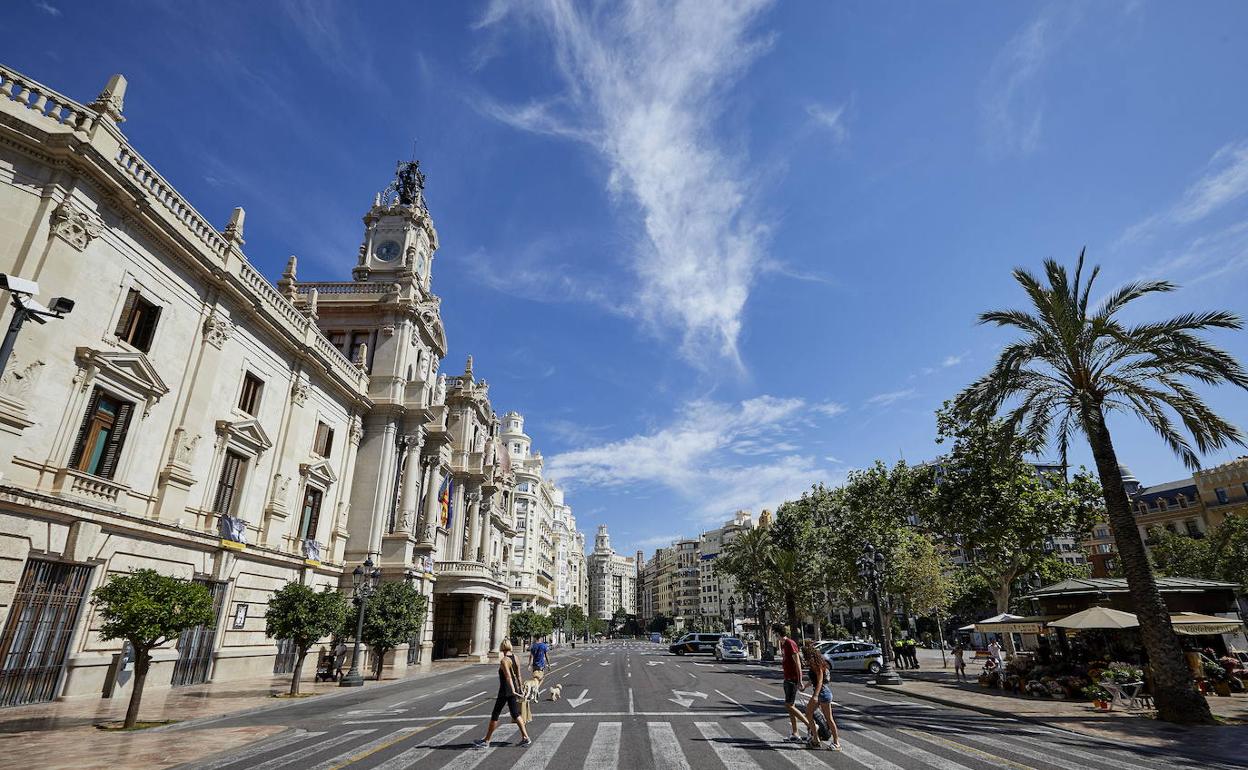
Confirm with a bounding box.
[186,715,1215,770]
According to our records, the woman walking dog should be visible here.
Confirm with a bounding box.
[472,639,532,749]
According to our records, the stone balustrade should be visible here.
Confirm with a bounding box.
[1,64,370,398]
[54,468,125,506]
[0,65,99,134]
[296,281,395,295]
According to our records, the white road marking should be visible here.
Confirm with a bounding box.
[741,722,835,769]
[192,731,326,770]
[969,732,1170,770]
[853,729,977,769]
[694,721,759,769]
[583,721,621,770]
[511,722,573,770]
[247,730,373,770]
[437,725,516,770]
[566,688,593,708]
[715,689,756,714]
[628,687,635,714]
[669,689,709,708]
[303,728,421,770]
[648,721,692,770]
[369,725,474,770]
[440,691,489,711]
[847,690,932,708]
[755,689,782,702]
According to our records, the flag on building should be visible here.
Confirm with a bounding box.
[439,476,453,529]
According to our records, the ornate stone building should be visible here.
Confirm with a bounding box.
[587,525,636,620]
[0,64,527,706]
[0,67,370,703]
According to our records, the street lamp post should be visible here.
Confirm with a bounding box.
[340,557,382,687]
[0,275,73,380]
[728,596,736,636]
[856,543,902,686]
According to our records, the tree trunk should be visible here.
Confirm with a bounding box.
[1082,407,1213,725]
[992,581,1012,614]
[785,593,799,640]
[290,648,307,696]
[124,649,150,729]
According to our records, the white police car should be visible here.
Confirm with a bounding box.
[714,637,748,662]
[816,640,884,674]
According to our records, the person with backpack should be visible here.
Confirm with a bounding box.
[472,639,532,749]
[774,624,813,743]
[801,640,841,751]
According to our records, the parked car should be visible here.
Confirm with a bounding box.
[669,633,723,655]
[714,637,748,662]
[815,640,884,673]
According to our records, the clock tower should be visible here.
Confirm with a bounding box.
[353,160,439,287]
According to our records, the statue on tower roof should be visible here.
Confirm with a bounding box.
[382,159,427,210]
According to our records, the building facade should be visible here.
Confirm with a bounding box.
[587,525,636,620]
[0,65,581,706]
[0,68,374,703]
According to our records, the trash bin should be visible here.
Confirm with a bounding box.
[748,640,760,660]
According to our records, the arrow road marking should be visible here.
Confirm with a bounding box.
[566,688,592,708]
[646,661,665,666]
[669,689,708,708]
[599,660,611,666]
[439,691,487,711]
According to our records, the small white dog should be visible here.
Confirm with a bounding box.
[549,683,562,702]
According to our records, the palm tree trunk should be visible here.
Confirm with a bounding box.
[1082,408,1213,724]
[786,593,799,639]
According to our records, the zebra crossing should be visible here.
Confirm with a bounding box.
[184,715,1218,770]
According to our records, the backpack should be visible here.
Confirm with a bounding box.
[811,708,832,741]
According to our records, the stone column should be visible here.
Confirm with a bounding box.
[421,460,442,544]
[470,597,491,660]
[477,492,493,561]
[395,429,425,535]
[465,489,482,562]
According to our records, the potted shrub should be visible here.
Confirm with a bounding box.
[1083,683,1110,710]
[1024,679,1047,698]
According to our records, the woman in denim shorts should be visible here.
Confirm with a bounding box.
[801,640,841,751]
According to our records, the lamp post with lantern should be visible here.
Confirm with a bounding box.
[856,543,902,686]
[727,595,736,636]
[339,557,382,687]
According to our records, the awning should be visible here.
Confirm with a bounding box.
[973,615,1058,634]
[1171,612,1245,636]
[1050,607,1139,630]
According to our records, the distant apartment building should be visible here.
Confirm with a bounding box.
[587,525,636,620]
[638,511,756,632]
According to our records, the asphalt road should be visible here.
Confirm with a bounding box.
[177,641,1234,770]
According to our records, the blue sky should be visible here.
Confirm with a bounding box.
[12,1,1248,558]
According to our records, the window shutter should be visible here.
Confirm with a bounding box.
[113,289,138,338]
[213,453,242,514]
[68,387,104,469]
[136,303,162,352]
[96,400,133,479]
[302,488,322,540]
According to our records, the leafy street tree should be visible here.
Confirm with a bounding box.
[587,617,607,638]
[769,494,829,635]
[510,609,537,641]
[648,613,673,634]
[885,529,954,624]
[360,581,427,680]
[611,606,629,635]
[954,252,1248,724]
[719,526,773,637]
[567,604,587,639]
[264,583,348,695]
[923,408,1103,613]
[1150,516,1248,589]
[92,569,215,728]
[549,606,569,640]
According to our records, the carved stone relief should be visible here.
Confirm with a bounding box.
[50,200,103,251]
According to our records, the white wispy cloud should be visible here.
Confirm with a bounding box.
[34,1,60,16]
[981,7,1079,157]
[806,102,849,144]
[474,0,776,369]
[865,388,916,407]
[546,394,841,522]
[1120,139,1248,248]
[918,351,969,376]
[814,401,847,417]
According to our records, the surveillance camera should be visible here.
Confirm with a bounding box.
[49,297,75,315]
[0,274,39,296]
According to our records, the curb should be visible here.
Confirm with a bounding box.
[151,661,488,734]
[869,681,1245,768]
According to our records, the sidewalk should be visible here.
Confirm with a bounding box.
[0,659,479,770]
[878,650,1248,764]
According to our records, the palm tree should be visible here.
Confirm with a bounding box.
[955,251,1248,724]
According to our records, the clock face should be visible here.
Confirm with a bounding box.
[375,239,401,262]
